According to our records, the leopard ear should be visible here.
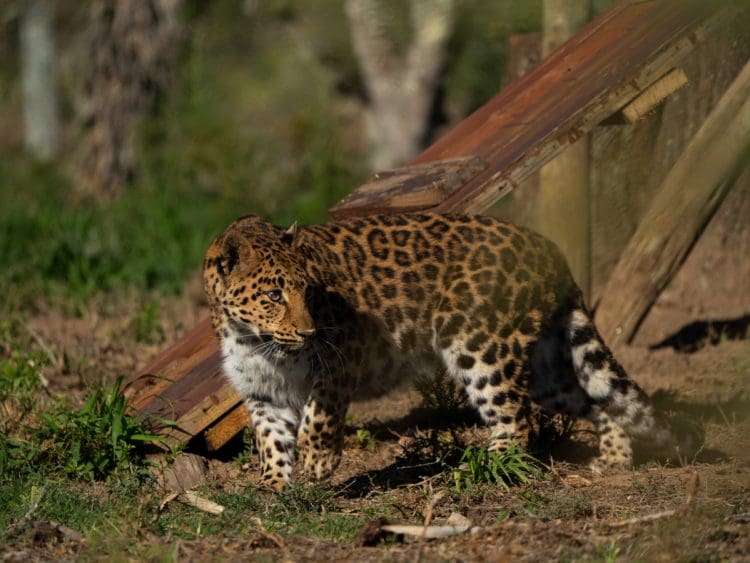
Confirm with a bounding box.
[219,231,256,276]
[281,221,300,248]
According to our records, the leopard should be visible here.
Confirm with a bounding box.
[203,213,700,490]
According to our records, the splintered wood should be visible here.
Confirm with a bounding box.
[620,68,689,123]
[128,0,717,452]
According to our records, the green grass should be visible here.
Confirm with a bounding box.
[452,444,540,492]
[517,489,593,520]
[152,483,367,542]
[0,321,159,481]
[354,428,376,451]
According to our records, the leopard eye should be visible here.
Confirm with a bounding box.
[267,289,283,303]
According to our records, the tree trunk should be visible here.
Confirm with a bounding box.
[536,0,591,300]
[20,0,59,160]
[346,0,454,171]
[75,0,183,199]
[596,57,750,346]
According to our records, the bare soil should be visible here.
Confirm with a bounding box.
[7,188,750,562]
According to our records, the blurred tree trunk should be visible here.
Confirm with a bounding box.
[75,0,183,199]
[345,0,454,171]
[20,0,59,159]
[536,0,591,300]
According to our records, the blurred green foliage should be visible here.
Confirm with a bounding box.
[0,0,542,310]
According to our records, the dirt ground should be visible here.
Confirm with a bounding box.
[8,184,749,561]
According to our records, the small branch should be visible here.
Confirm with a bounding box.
[607,509,676,527]
[252,516,287,551]
[177,491,224,515]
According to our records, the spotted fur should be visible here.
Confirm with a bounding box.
[203,213,699,490]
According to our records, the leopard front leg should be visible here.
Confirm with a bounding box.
[296,374,353,482]
[247,400,299,490]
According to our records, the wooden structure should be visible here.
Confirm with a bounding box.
[596,57,750,346]
[128,0,719,451]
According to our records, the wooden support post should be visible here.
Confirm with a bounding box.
[596,57,750,346]
[537,0,591,300]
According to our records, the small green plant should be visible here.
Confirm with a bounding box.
[233,427,256,467]
[596,540,621,563]
[354,428,376,451]
[0,324,48,426]
[452,444,540,492]
[35,377,161,479]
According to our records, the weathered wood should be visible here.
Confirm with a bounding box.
[589,5,750,303]
[596,57,750,346]
[332,0,713,219]
[127,318,243,448]
[330,157,486,217]
[204,402,251,451]
[620,68,688,123]
[536,0,591,300]
[128,0,717,451]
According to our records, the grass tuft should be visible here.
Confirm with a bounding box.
[452,443,540,492]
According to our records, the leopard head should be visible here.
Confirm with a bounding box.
[203,216,315,349]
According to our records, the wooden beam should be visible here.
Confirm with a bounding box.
[330,156,486,218]
[332,0,714,218]
[596,56,750,346]
[126,318,243,448]
[536,0,592,300]
[204,404,251,452]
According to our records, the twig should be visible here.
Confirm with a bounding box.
[414,490,446,563]
[158,492,179,511]
[177,491,224,515]
[716,404,732,428]
[252,516,287,551]
[607,509,676,527]
[19,319,59,368]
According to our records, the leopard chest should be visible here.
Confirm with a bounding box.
[220,325,313,412]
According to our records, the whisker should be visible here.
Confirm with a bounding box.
[319,337,346,377]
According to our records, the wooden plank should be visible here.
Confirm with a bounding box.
[595,56,750,346]
[127,317,244,447]
[126,317,218,412]
[330,156,486,217]
[204,404,251,452]
[128,0,718,450]
[331,0,713,218]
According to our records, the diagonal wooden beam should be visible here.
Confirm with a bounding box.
[331,0,713,218]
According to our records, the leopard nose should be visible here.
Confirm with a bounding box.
[296,328,316,338]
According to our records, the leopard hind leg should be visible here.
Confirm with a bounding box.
[566,304,675,472]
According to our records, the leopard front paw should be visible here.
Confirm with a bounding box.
[488,433,520,453]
